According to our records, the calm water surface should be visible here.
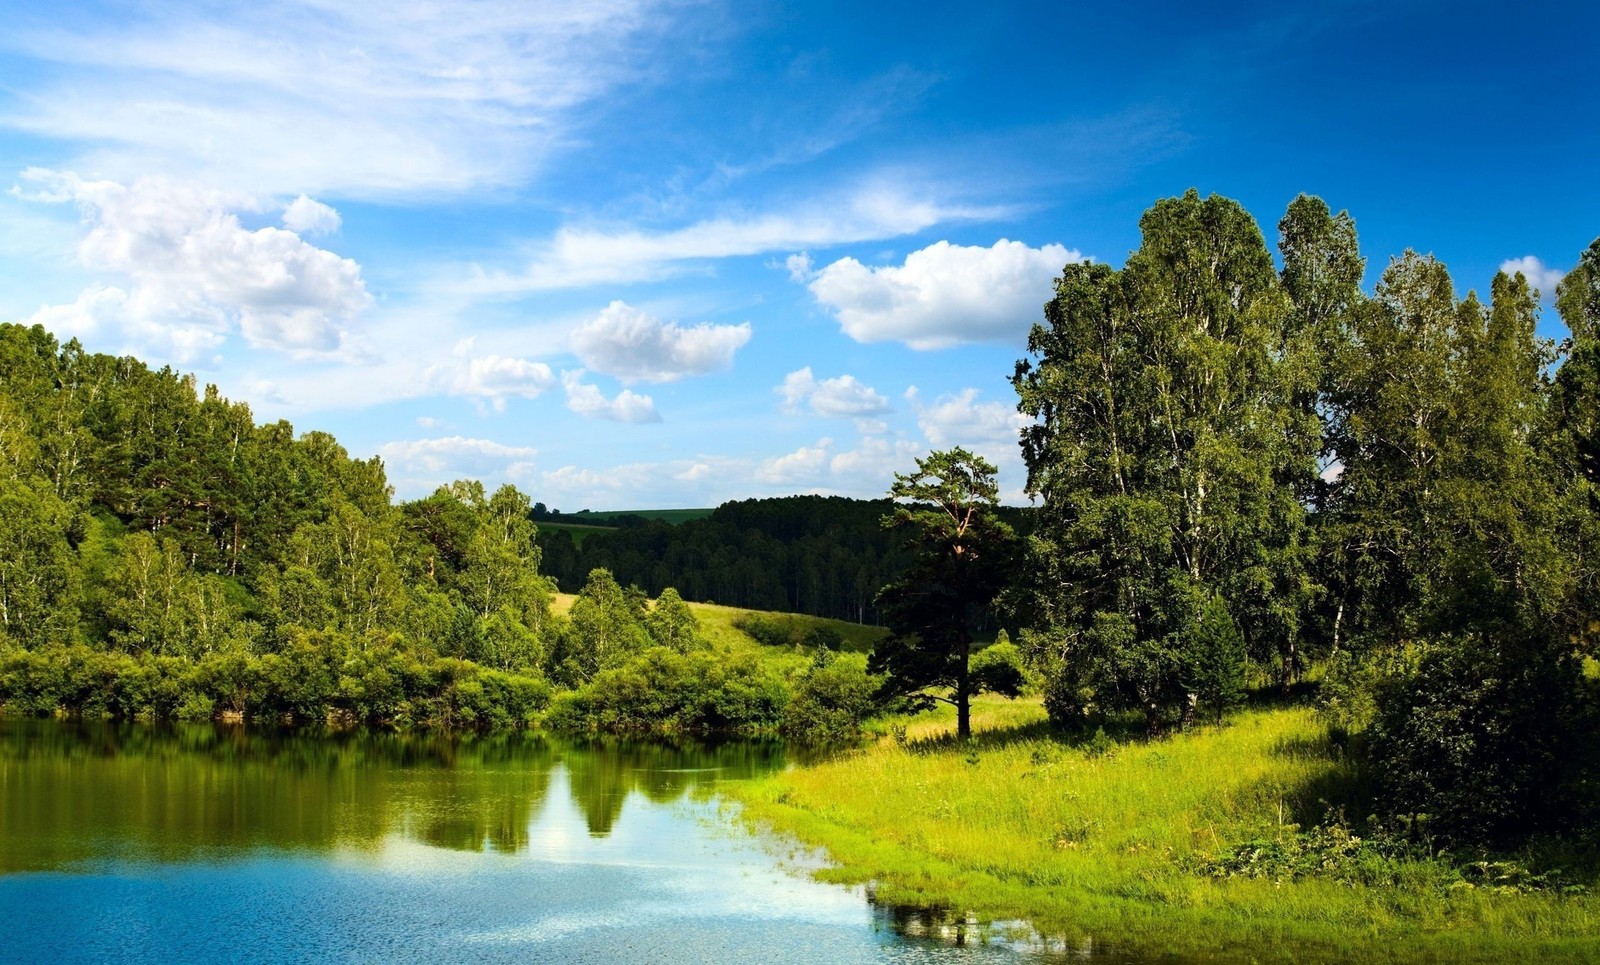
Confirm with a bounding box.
[0,719,1093,963]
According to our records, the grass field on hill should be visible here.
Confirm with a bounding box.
[550,593,886,664]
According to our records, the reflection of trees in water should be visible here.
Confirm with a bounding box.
[864,891,1093,959]
[0,720,787,871]
[559,738,787,836]
[866,894,991,949]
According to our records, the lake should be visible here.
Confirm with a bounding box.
[0,719,1083,963]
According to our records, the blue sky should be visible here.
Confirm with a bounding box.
[1,1,1596,508]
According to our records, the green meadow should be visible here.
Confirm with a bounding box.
[725,695,1600,964]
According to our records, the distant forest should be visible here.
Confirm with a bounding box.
[536,497,1031,625]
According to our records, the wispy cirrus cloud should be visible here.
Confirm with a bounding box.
[461,182,1010,292]
[1,0,687,197]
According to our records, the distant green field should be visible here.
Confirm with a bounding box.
[550,592,887,669]
[561,508,713,525]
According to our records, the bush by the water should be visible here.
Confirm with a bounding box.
[542,646,788,736]
[780,650,880,743]
[0,639,552,729]
[1367,632,1583,846]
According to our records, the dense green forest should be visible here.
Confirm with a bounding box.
[0,325,879,737]
[538,496,1029,624]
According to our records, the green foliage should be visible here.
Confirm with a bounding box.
[733,612,811,648]
[782,650,881,743]
[1,323,906,739]
[1196,808,1586,897]
[536,494,927,624]
[0,477,81,647]
[1181,594,1247,724]
[1015,191,1318,732]
[1013,199,1599,849]
[968,642,1027,699]
[1323,254,1584,845]
[544,646,788,736]
[1194,811,1446,890]
[563,568,650,682]
[103,532,247,658]
[1367,632,1580,845]
[644,587,703,652]
[0,639,552,730]
[872,448,1020,739]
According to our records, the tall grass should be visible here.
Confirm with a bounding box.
[726,696,1600,963]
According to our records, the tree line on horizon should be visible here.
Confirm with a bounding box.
[536,496,1032,625]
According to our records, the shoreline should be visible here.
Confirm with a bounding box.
[720,697,1600,964]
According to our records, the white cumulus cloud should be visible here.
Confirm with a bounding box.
[424,338,556,411]
[829,435,923,488]
[809,239,1082,349]
[755,439,834,485]
[915,388,1024,467]
[571,300,750,383]
[560,369,661,423]
[777,367,892,417]
[282,195,342,235]
[17,168,372,361]
[1499,255,1565,298]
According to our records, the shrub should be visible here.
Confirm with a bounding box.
[548,646,790,736]
[782,651,879,743]
[1367,630,1579,846]
[733,613,804,648]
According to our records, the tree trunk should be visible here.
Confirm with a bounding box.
[956,635,972,740]
[1280,635,1296,696]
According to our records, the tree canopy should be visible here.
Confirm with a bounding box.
[870,447,1021,740]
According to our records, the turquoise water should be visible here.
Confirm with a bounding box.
[0,720,1066,963]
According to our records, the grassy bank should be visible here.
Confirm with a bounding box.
[725,696,1600,963]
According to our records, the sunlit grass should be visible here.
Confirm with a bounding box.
[550,593,885,667]
[727,699,1600,963]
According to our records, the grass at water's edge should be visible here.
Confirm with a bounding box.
[721,696,1600,964]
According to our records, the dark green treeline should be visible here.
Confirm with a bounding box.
[537,496,1032,625]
